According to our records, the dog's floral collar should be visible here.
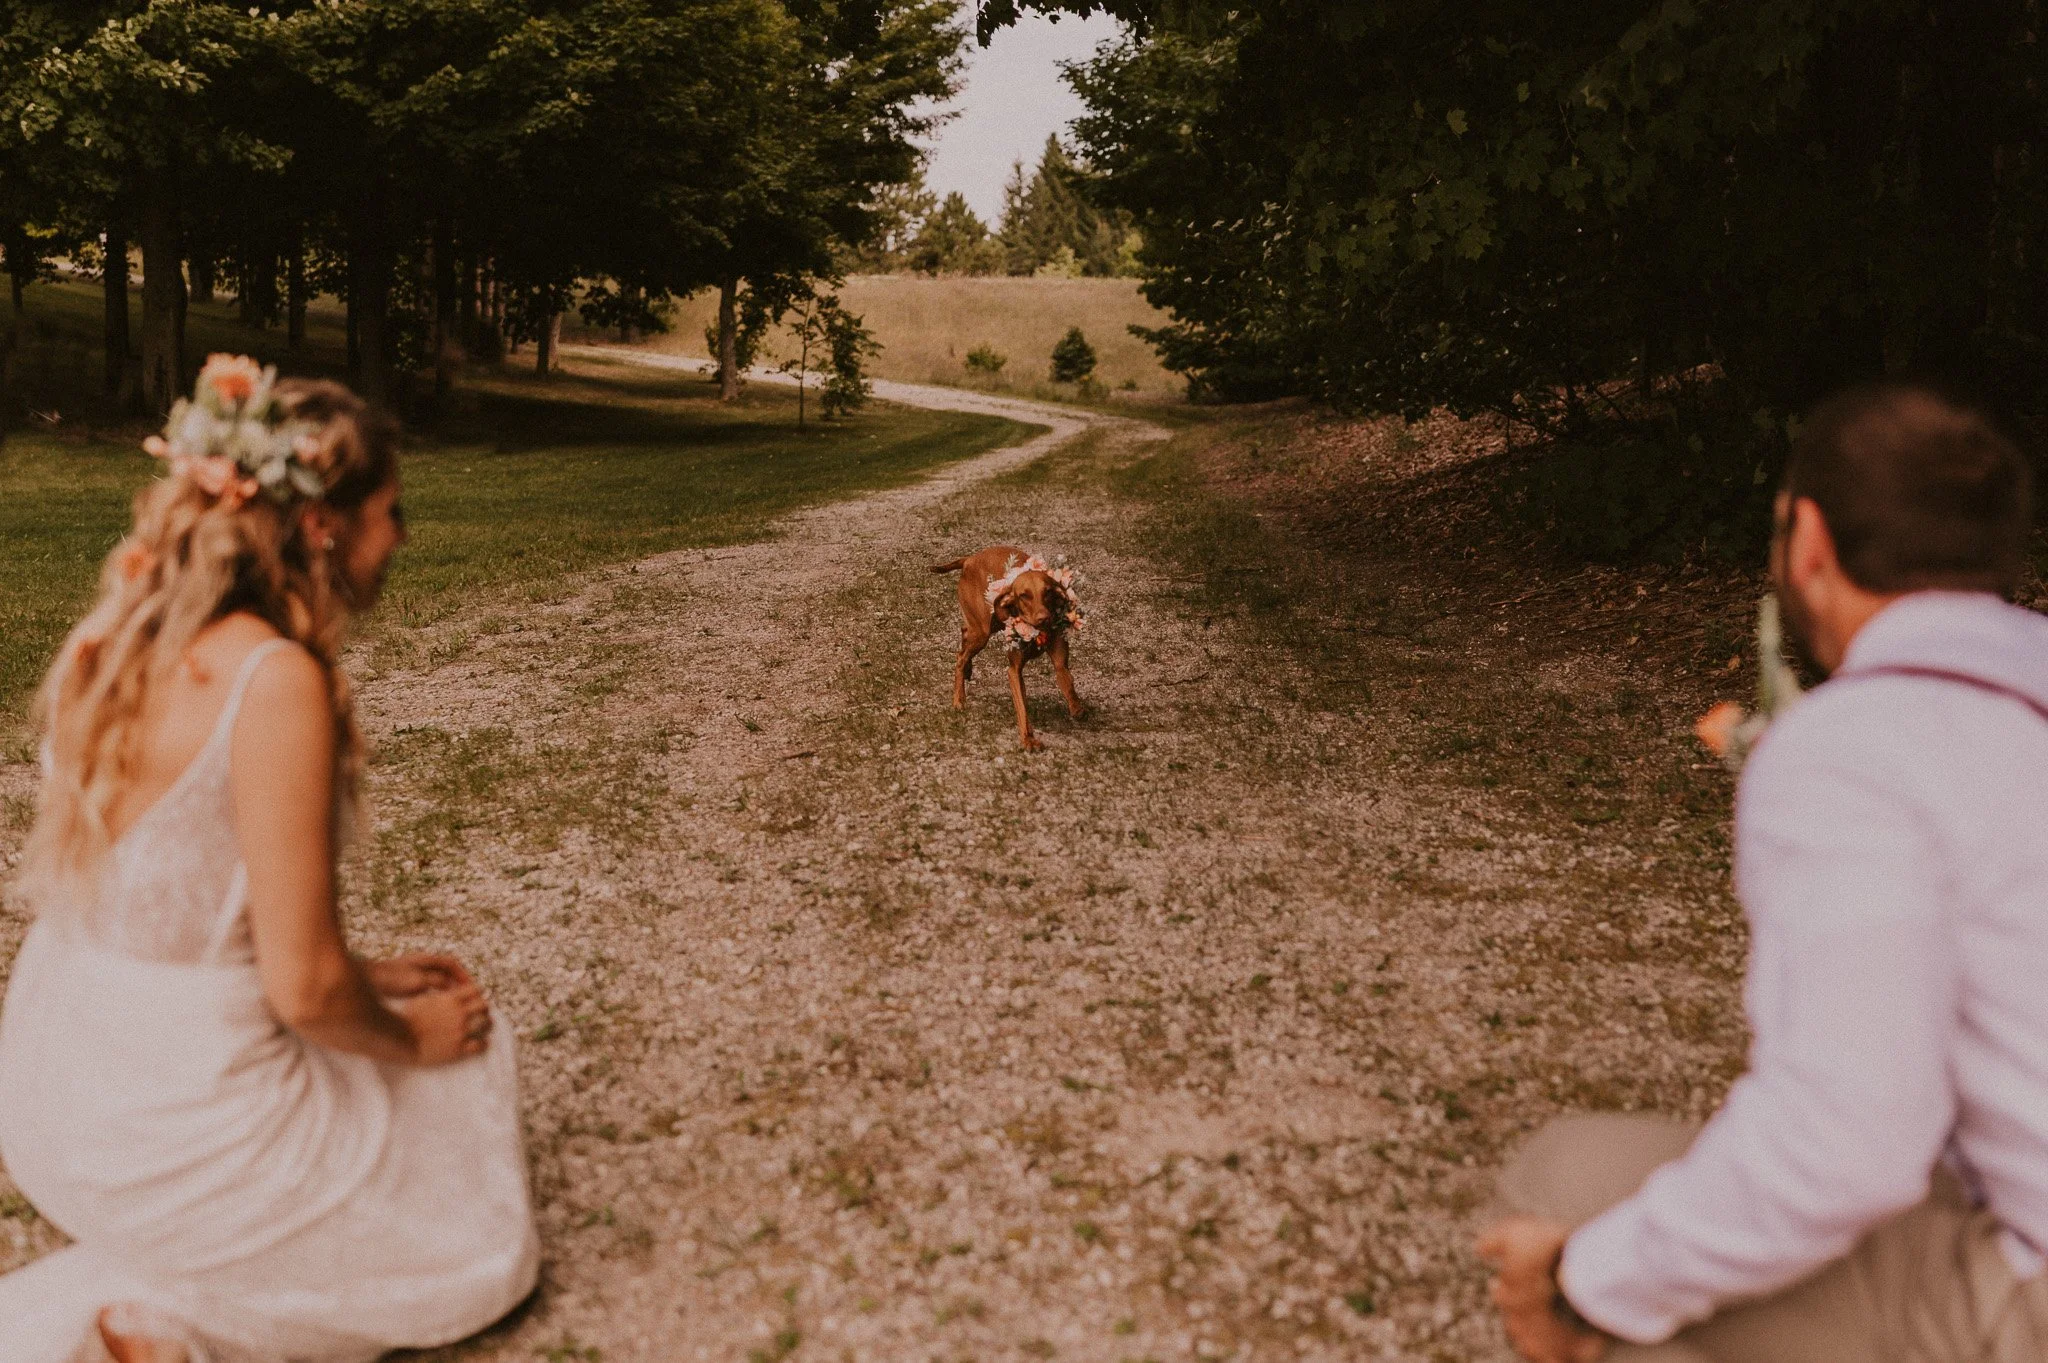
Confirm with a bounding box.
[144,353,328,510]
[986,554,1087,653]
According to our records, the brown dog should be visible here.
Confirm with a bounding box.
[931,546,1088,751]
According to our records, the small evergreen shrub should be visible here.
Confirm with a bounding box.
[1050,327,1097,384]
[965,345,1007,375]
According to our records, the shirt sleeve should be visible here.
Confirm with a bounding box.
[1557,738,1959,1344]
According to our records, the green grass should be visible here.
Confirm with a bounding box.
[375,357,1033,631]
[0,432,147,717]
[0,282,1036,727]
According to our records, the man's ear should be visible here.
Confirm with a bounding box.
[1786,496,1842,591]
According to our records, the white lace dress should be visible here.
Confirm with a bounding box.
[0,641,539,1362]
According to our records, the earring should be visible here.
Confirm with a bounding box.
[321,536,336,552]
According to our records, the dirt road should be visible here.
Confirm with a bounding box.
[2,353,1745,1363]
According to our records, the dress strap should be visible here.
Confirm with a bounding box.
[198,638,293,965]
[218,637,295,734]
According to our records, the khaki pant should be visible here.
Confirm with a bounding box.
[1495,1115,2048,1362]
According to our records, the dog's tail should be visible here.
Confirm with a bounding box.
[929,557,967,574]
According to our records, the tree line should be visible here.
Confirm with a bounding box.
[0,0,961,419]
[984,0,2048,558]
[852,135,1140,278]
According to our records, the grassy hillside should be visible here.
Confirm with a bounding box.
[604,274,1182,403]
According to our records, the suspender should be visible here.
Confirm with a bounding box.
[1846,665,2048,724]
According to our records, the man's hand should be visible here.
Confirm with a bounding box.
[364,952,475,999]
[1477,1216,1609,1363]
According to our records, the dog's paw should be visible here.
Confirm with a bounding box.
[1068,702,1091,720]
[1020,732,1046,752]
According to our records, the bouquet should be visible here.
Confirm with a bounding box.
[1695,595,1804,770]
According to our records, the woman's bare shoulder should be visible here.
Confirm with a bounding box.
[194,616,327,719]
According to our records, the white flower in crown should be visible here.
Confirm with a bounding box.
[984,554,1047,609]
[144,353,328,509]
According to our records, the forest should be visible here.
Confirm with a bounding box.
[0,0,963,416]
[986,0,2048,558]
[854,136,1142,279]
[8,1,2046,562]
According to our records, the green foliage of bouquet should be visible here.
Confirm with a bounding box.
[1695,596,1806,771]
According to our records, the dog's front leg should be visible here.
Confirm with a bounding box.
[1050,634,1088,719]
[1008,653,1043,751]
[954,627,989,710]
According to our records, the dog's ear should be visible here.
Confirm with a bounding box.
[991,588,1017,620]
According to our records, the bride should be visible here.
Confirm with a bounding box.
[0,357,539,1362]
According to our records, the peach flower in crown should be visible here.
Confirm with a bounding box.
[144,354,327,510]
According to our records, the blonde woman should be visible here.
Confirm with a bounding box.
[0,358,538,1362]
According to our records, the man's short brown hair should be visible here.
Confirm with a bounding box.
[1787,385,2035,595]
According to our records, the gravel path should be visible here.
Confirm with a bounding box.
[1,357,1745,1363]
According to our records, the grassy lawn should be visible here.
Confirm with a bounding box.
[0,283,1035,729]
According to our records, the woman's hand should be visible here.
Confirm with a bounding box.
[393,981,493,1065]
[364,953,474,999]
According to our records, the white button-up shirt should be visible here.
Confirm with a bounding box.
[1559,591,2048,1344]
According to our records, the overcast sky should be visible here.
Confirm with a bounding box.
[923,12,1127,224]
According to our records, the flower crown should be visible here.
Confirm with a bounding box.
[144,354,328,511]
[986,554,1087,651]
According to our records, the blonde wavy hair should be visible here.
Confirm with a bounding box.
[20,376,399,899]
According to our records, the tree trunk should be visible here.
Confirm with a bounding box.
[432,217,458,403]
[237,249,279,329]
[187,249,215,306]
[286,235,307,351]
[459,250,480,358]
[536,299,559,375]
[717,276,740,401]
[797,336,808,427]
[138,175,186,417]
[348,192,397,408]
[253,252,279,329]
[104,220,131,401]
[5,229,28,312]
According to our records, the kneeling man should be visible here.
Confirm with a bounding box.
[1481,385,2047,1362]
